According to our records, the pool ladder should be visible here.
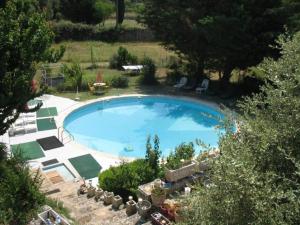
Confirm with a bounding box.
[58,127,74,144]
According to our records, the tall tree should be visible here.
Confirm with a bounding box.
[140,0,294,85]
[179,32,300,225]
[0,0,64,135]
[115,0,125,26]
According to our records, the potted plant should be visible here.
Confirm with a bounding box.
[165,143,196,182]
[151,185,166,207]
[137,199,152,219]
[126,196,137,216]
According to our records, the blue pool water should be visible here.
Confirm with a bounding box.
[64,96,224,158]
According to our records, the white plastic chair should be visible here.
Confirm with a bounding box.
[196,79,209,94]
[173,77,188,89]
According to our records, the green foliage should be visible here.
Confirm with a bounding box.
[52,20,151,42]
[110,75,129,88]
[44,198,72,220]
[89,46,98,69]
[60,62,83,91]
[0,146,45,225]
[145,135,161,176]
[0,0,64,135]
[38,0,62,20]
[140,0,298,85]
[61,0,114,24]
[109,46,138,70]
[98,159,156,199]
[94,0,114,23]
[165,142,195,170]
[140,57,157,85]
[180,33,300,225]
[151,185,165,197]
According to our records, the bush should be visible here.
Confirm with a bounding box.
[98,159,156,199]
[165,142,195,170]
[110,75,129,88]
[81,76,97,91]
[140,57,157,85]
[60,62,83,91]
[52,20,155,42]
[109,46,138,70]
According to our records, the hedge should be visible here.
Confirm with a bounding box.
[51,20,155,42]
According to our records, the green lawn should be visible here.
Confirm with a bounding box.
[54,41,174,66]
[103,19,145,29]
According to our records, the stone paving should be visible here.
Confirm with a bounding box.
[45,180,152,225]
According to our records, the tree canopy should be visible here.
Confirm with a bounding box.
[61,0,114,24]
[180,32,300,225]
[140,0,297,84]
[0,146,45,225]
[0,0,64,135]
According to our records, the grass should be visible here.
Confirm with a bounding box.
[54,41,174,66]
[103,19,145,29]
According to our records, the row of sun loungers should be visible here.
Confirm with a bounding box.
[8,113,37,136]
[8,104,39,136]
[173,77,210,94]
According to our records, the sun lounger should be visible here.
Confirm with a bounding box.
[8,126,25,136]
[25,124,37,133]
[14,118,25,126]
[174,77,188,89]
[23,117,36,125]
[196,79,209,94]
[19,112,36,118]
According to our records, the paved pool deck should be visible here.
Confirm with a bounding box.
[0,94,123,186]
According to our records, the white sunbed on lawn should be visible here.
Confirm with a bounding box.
[196,79,209,94]
[174,77,188,89]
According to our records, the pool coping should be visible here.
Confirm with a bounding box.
[56,94,223,160]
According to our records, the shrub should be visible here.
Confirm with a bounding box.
[81,76,97,91]
[98,159,156,199]
[165,142,195,170]
[139,57,157,85]
[110,75,129,88]
[60,62,83,91]
[109,46,138,70]
[52,20,155,42]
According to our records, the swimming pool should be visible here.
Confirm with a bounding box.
[64,96,225,158]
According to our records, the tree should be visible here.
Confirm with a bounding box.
[61,0,114,24]
[60,62,83,91]
[0,146,45,225]
[0,0,64,135]
[140,0,295,86]
[179,32,300,225]
[145,135,161,176]
[115,0,125,26]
